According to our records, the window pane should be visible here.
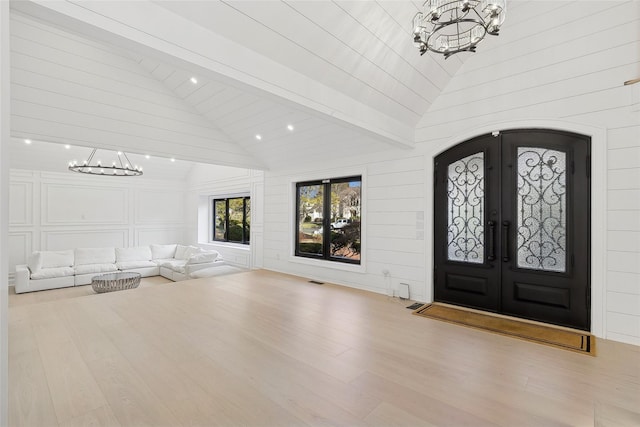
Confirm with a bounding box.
[517,147,566,272]
[447,153,484,263]
[228,198,245,243]
[214,200,227,240]
[298,184,324,255]
[330,179,361,261]
[244,198,251,243]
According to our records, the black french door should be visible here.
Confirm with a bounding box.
[434,129,591,330]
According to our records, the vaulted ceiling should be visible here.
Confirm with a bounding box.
[8,0,502,175]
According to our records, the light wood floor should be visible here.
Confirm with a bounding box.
[8,270,640,426]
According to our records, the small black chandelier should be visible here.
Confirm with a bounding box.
[412,0,506,59]
[68,148,143,176]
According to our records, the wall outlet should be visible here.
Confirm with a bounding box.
[398,283,410,299]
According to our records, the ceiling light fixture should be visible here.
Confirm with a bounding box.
[145,154,150,159]
[287,124,294,131]
[170,158,176,162]
[64,144,71,149]
[412,0,506,59]
[255,134,262,140]
[24,139,32,145]
[68,148,143,176]
[190,77,198,84]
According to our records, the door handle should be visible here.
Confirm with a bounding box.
[487,220,496,261]
[502,220,510,262]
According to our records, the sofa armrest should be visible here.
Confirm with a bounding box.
[14,264,31,294]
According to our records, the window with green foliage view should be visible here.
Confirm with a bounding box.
[213,197,250,244]
[296,176,361,264]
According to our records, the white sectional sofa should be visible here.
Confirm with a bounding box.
[14,244,225,294]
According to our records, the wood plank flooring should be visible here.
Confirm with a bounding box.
[8,270,640,426]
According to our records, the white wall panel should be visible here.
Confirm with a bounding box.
[42,184,127,225]
[135,189,184,224]
[7,232,31,273]
[608,211,640,231]
[8,169,190,283]
[607,271,640,295]
[8,181,32,225]
[608,169,640,190]
[43,229,127,250]
[608,147,640,170]
[608,126,640,150]
[136,227,186,246]
[606,312,640,344]
[609,190,640,210]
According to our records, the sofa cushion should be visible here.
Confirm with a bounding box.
[75,247,116,266]
[175,245,200,260]
[162,260,187,270]
[74,263,118,275]
[186,251,220,265]
[27,252,43,273]
[41,250,74,268]
[150,244,177,260]
[116,246,152,262]
[153,258,175,268]
[30,266,75,280]
[116,260,157,270]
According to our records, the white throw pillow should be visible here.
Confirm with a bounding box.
[41,250,74,268]
[175,245,200,260]
[27,252,43,273]
[186,251,220,265]
[116,246,152,262]
[151,244,177,260]
[75,247,116,265]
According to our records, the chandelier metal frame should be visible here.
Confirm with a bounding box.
[412,0,506,59]
[68,148,143,176]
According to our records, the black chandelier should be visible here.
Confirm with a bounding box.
[412,0,506,59]
[68,148,143,176]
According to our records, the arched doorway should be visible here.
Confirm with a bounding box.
[433,129,591,330]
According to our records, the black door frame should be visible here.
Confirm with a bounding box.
[431,128,592,330]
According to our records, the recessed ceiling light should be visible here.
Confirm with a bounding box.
[255,134,262,140]
[64,144,71,149]
[170,158,176,162]
[145,154,150,159]
[24,139,32,144]
[117,151,123,156]
[190,77,198,84]
[287,124,294,131]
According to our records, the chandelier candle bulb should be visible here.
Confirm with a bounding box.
[69,148,143,176]
[412,0,506,59]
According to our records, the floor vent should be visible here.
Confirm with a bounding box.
[309,280,324,285]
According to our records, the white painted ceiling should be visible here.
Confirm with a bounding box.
[7,0,490,177]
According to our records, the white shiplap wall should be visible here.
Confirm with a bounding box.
[414,1,640,345]
[262,150,428,303]
[261,1,640,345]
[8,169,189,285]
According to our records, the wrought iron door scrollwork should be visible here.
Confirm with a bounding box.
[447,153,485,263]
[516,148,566,272]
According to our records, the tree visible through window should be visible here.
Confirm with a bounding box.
[213,197,250,244]
[296,176,361,264]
